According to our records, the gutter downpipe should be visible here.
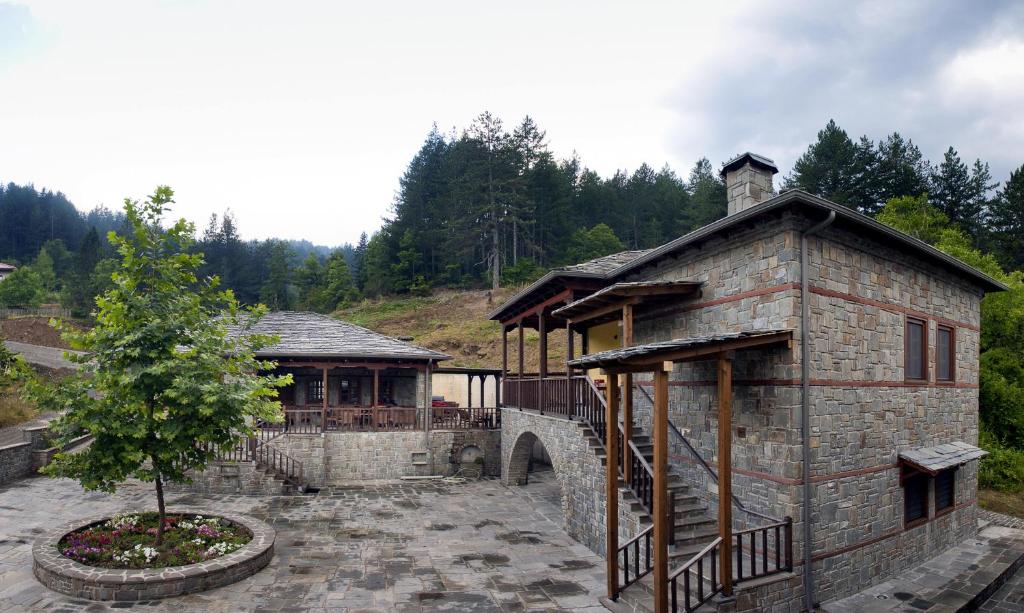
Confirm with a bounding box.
[801,210,835,612]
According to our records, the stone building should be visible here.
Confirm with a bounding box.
[183,311,503,494]
[491,153,1005,612]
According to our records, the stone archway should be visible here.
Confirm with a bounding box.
[505,430,541,486]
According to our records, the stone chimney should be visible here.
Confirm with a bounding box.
[720,152,779,216]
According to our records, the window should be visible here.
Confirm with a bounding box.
[339,378,361,405]
[905,318,927,381]
[903,470,929,526]
[935,468,956,512]
[306,379,324,404]
[937,326,955,382]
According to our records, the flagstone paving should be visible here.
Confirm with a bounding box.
[0,468,606,612]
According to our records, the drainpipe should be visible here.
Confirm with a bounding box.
[801,210,834,612]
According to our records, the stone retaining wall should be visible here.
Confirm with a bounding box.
[32,511,274,601]
[0,441,32,485]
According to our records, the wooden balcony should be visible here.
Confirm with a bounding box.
[258,405,501,434]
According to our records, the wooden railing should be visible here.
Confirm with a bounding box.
[502,375,606,439]
[431,407,501,430]
[669,537,723,613]
[254,441,305,488]
[733,518,793,583]
[619,525,654,590]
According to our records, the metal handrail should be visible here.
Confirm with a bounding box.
[632,381,780,524]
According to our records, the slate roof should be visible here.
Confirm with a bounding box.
[552,280,703,320]
[230,311,450,362]
[898,442,988,475]
[560,250,652,275]
[568,329,792,369]
[0,262,16,271]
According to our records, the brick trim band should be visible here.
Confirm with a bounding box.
[809,286,980,332]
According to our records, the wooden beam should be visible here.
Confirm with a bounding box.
[479,375,485,409]
[605,372,620,601]
[321,367,328,434]
[568,296,642,326]
[499,288,574,326]
[467,374,473,408]
[567,321,575,417]
[652,367,669,613]
[718,355,734,597]
[518,322,524,408]
[538,309,547,413]
[373,368,380,409]
[622,304,634,486]
[583,331,794,372]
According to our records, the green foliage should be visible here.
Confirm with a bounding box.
[989,164,1024,270]
[0,342,29,389]
[259,240,295,310]
[979,427,1024,493]
[32,246,58,292]
[0,266,45,307]
[501,258,546,286]
[876,194,950,244]
[27,187,290,540]
[565,223,626,265]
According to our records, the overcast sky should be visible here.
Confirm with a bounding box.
[1,1,1022,247]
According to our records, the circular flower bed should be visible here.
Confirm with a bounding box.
[59,512,251,568]
[33,510,274,601]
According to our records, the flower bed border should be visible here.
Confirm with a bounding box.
[32,509,274,601]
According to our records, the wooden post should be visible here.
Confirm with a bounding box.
[605,371,620,601]
[321,367,328,433]
[652,366,670,613]
[538,310,547,414]
[622,305,634,485]
[718,355,734,597]
[566,321,575,418]
[467,374,473,408]
[518,322,524,410]
[480,375,485,408]
[500,325,508,407]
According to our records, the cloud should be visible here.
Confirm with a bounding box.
[668,0,1024,184]
[0,2,43,65]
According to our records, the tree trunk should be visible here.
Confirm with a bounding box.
[154,471,166,546]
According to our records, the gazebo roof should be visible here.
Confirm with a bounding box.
[231,311,450,362]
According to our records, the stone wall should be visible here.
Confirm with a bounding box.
[173,461,290,496]
[612,208,985,607]
[501,408,647,557]
[0,441,33,486]
[182,428,502,492]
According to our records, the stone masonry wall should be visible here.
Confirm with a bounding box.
[0,441,32,486]
[501,408,647,558]
[174,461,290,496]
[612,208,985,608]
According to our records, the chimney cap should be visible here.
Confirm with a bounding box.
[720,152,779,178]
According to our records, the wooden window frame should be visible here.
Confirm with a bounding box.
[936,325,956,383]
[901,466,930,529]
[905,317,928,382]
[934,468,956,516]
[306,378,324,405]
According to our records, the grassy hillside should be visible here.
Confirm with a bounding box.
[336,288,568,370]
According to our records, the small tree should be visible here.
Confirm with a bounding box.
[30,187,289,545]
[0,266,45,307]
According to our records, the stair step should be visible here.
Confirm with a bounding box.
[672,527,720,547]
[674,516,717,530]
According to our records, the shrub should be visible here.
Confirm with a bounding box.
[979,428,1024,492]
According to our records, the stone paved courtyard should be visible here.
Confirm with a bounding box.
[0,468,606,612]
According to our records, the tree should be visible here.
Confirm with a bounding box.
[875,132,930,204]
[783,120,882,214]
[259,240,295,310]
[876,195,950,244]
[929,147,997,237]
[320,249,359,309]
[683,158,727,231]
[32,247,57,293]
[989,165,1024,269]
[65,227,103,316]
[28,187,289,544]
[0,266,44,307]
[352,232,369,291]
[565,223,626,264]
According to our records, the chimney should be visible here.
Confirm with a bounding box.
[720,152,779,215]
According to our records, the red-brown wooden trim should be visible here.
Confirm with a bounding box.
[809,286,980,332]
[499,289,573,326]
[936,323,956,384]
[905,315,929,383]
[681,282,800,312]
[641,379,978,389]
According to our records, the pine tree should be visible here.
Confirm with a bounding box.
[785,119,861,208]
[989,165,1024,269]
[259,241,294,310]
[683,158,727,231]
[352,232,368,291]
[875,133,930,204]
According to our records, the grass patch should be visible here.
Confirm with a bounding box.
[979,489,1024,519]
[0,382,36,428]
[338,296,439,329]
